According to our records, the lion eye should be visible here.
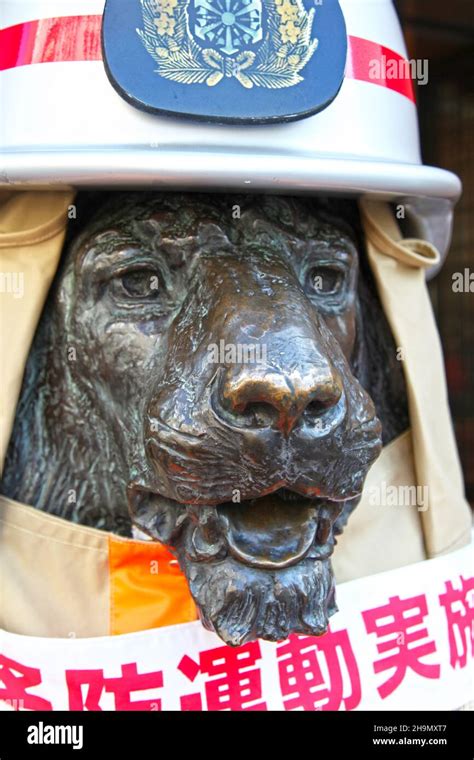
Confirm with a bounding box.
[120,270,160,299]
[307,266,344,296]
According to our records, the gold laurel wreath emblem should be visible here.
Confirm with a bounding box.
[137,0,318,88]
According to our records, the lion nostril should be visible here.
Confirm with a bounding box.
[299,382,346,434]
[236,402,279,429]
[304,383,343,419]
[305,399,330,417]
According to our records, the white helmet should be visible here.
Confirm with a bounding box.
[0,0,460,272]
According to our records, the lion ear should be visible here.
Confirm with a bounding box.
[127,485,183,544]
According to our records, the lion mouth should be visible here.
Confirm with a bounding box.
[128,484,346,570]
[214,491,332,568]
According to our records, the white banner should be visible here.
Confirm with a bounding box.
[1,542,473,712]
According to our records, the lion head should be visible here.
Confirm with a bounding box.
[2,192,409,645]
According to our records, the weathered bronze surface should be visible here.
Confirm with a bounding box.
[2,193,409,645]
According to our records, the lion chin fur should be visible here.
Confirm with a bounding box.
[179,550,336,647]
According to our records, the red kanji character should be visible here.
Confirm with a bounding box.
[178,655,203,711]
[66,663,163,711]
[439,575,474,669]
[362,594,440,698]
[178,642,267,711]
[276,630,361,711]
[0,655,52,711]
[66,669,104,711]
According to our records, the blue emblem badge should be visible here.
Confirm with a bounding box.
[194,0,263,56]
[102,0,347,123]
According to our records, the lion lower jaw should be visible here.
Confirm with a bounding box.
[180,550,336,647]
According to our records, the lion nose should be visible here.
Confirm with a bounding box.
[217,364,344,435]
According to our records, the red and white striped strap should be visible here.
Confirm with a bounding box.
[0,15,415,103]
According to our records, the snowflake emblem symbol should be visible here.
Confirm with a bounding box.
[193,0,263,56]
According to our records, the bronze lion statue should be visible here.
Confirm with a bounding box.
[1,192,409,645]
